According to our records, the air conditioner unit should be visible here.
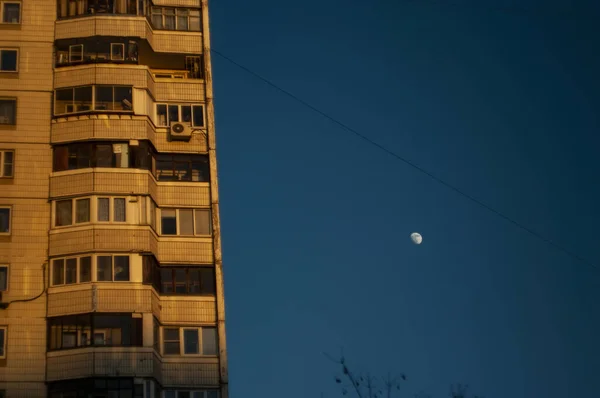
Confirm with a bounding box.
[170,122,192,141]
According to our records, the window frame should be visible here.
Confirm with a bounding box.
[54,85,133,116]
[0,98,16,125]
[51,255,93,286]
[0,149,14,178]
[96,254,131,282]
[159,208,212,237]
[161,326,217,357]
[1,1,21,24]
[0,326,6,359]
[0,264,8,292]
[0,206,11,235]
[0,48,18,72]
[97,196,128,224]
[150,6,200,31]
[68,44,83,63]
[53,197,92,228]
[155,103,205,128]
[110,43,125,61]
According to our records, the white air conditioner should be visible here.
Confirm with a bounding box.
[170,122,192,141]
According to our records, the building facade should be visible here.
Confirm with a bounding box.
[0,1,228,397]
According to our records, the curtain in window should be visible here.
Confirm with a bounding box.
[194,209,211,235]
[98,198,109,221]
[114,198,126,222]
[76,199,90,223]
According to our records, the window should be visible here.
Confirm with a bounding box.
[53,141,152,172]
[154,154,209,182]
[1,1,20,24]
[0,206,10,234]
[164,392,219,398]
[151,6,200,31]
[54,198,90,227]
[185,56,203,79]
[0,150,13,177]
[158,267,215,295]
[48,313,142,350]
[0,99,16,125]
[162,326,217,356]
[51,256,92,286]
[97,255,130,282]
[0,49,18,72]
[0,265,7,291]
[110,43,124,61]
[97,197,127,223]
[160,208,211,236]
[49,378,144,398]
[156,104,204,127]
[56,38,139,67]
[57,0,145,19]
[0,327,6,358]
[69,44,83,63]
[54,85,132,115]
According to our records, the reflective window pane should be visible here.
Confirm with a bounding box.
[179,209,193,235]
[80,256,92,282]
[55,200,72,226]
[114,256,130,281]
[75,198,90,223]
[183,329,199,354]
[97,256,112,281]
[202,327,218,355]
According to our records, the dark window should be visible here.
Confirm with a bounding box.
[65,258,77,284]
[0,99,16,125]
[0,327,5,358]
[154,154,209,182]
[183,329,199,354]
[114,256,130,281]
[55,200,72,226]
[76,198,90,223]
[0,266,8,292]
[53,142,151,172]
[0,49,17,72]
[52,259,65,286]
[114,198,126,222]
[80,256,92,283]
[192,105,204,127]
[151,6,201,31]
[162,327,217,356]
[185,56,203,79]
[48,313,142,350]
[163,328,180,355]
[158,267,215,296]
[55,85,132,115]
[97,256,112,281]
[161,209,177,235]
[2,2,21,23]
[153,317,160,352]
[57,0,142,18]
[0,207,10,234]
[98,198,110,221]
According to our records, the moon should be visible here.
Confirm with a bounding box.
[410,232,423,245]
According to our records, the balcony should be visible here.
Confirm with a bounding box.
[48,225,213,263]
[46,347,159,381]
[47,284,216,322]
[53,64,206,103]
[49,169,211,206]
[55,16,203,54]
[46,347,220,386]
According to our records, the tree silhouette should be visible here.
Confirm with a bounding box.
[326,352,483,398]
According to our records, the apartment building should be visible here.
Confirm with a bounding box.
[0,1,228,397]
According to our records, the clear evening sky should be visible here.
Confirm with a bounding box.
[209,0,600,396]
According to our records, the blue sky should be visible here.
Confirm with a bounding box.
[208,1,600,397]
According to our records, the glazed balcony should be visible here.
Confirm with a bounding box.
[46,347,160,381]
[49,168,210,206]
[47,284,216,323]
[55,14,202,54]
[46,347,219,386]
[48,224,213,263]
[53,64,206,102]
[51,116,208,153]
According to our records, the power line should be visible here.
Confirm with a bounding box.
[211,49,597,270]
